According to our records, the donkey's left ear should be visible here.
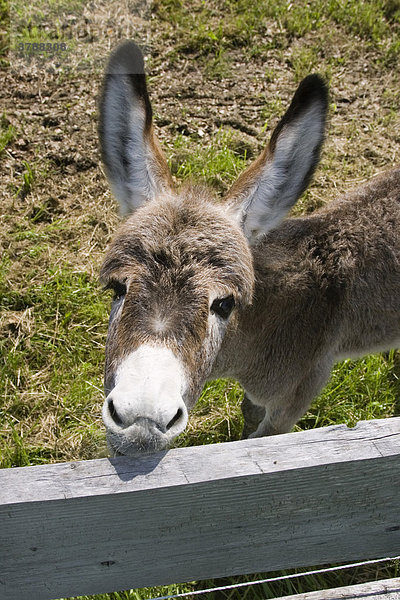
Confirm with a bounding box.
[226,74,328,244]
[99,41,173,216]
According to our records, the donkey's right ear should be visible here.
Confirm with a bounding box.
[226,74,328,244]
[99,41,173,216]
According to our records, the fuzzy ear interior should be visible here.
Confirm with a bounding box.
[98,41,173,216]
[226,74,328,244]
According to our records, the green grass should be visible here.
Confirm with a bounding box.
[0,0,9,62]
[289,45,322,82]
[298,352,400,431]
[8,0,85,67]
[155,0,400,68]
[169,128,250,193]
[17,159,35,198]
[0,266,109,467]
[61,558,400,600]
[10,0,85,33]
[0,112,16,153]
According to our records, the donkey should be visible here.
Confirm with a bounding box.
[99,41,400,457]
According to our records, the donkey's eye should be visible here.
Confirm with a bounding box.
[210,295,235,319]
[106,280,127,301]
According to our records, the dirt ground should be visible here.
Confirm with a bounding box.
[2,2,399,267]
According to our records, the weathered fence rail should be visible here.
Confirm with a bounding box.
[1,417,399,600]
[273,577,400,600]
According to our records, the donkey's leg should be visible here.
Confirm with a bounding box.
[249,360,333,438]
[241,394,266,439]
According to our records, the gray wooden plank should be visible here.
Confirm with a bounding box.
[273,577,400,599]
[1,417,399,505]
[0,418,399,600]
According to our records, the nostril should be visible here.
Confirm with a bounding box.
[166,407,183,431]
[108,398,124,427]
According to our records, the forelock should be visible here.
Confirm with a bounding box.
[101,191,255,304]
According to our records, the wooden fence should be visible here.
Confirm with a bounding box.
[1,417,399,600]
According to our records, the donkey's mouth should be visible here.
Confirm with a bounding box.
[106,431,170,458]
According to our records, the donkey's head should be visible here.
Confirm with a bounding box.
[99,41,328,456]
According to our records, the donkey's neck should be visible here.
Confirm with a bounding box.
[210,215,326,381]
[210,167,400,387]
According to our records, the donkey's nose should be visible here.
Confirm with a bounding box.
[103,393,188,436]
[166,407,184,431]
[107,397,123,427]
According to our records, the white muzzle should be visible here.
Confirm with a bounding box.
[102,344,188,456]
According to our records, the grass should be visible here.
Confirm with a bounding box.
[0,0,9,63]
[16,159,35,198]
[0,112,16,153]
[7,0,86,71]
[169,128,250,193]
[0,265,109,466]
[155,0,400,67]
[1,0,400,598]
[60,558,400,600]
[298,352,400,431]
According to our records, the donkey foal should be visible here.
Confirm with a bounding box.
[99,41,400,456]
